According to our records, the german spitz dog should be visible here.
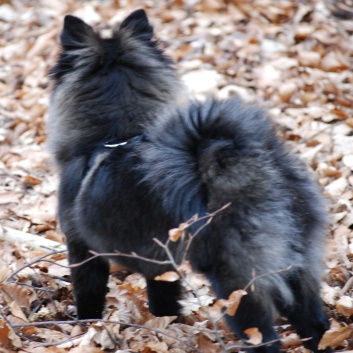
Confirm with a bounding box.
[48,9,330,353]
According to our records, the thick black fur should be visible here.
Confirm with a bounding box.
[48,9,330,353]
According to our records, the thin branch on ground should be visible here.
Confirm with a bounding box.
[69,251,173,268]
[4,249,67,283]
[11,318,203,353]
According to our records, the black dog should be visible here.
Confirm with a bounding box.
[48,9,330,352]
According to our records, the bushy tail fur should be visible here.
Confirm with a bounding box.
[140,97,284,219]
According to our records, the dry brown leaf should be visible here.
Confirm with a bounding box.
[321,51,349,72]
[146,341,169,352]
[144,316,177,329]
[18,345,69,353]
[294,24,315,39]
[0,261,11,282]
[18,345,63,353]
[345,117,353,129]
[36,328,69,344]
[154,271,180,282]
[278,82,297,102]
[47,258,70,278]
[69,348,105,353]
[23,175,41,186]
[197,0,226,12]
[227,289,247,316]
[0,318,22,349]
[321,166,341,178]
[205,301,223,320]
[71,325,84,338]
[281,333,302,349]
[298,50,321,68]
[77,323,116,350]
[0,192,18,205]
[213,289,247,317]
[168,222,189,242]
[168,229,183,242]
[326,177,347,197]
[300,91,319,104]
[336,296,353,317]
[244,327,263,346]
[9,301,28,322]
[300,144,324,165]
[255,64,281,89]
[319,321,353,350]
[1,283,37,308]
[197,333,219,352]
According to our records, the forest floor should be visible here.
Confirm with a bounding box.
[1,0,353,352]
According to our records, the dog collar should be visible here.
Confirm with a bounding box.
[104,141,128,148]
[103,134,143,148]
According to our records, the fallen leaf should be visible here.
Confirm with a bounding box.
[168,222,189,242]
[197,333,219,352]
[244,327,263,346]
[146,341,169,352]
[281,333,302,349]
[298,50,321,68]
[145,316,177,329]
[0,261,11,282]
[0,318,22,349]
[319,321,353,350]
[9,301,28,322]
[336,296,353,317]
[326,177,347,197]
[69,348,105,353]
[154,271,180,282]
[321,51,349,72]
[213,289,247,317]
[1,283,37,308]
[278,82,297,102]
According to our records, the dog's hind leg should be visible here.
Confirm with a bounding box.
[146,278,184,316]
[67,237,110,319]
[207,267,281,353]
[275,273,330,353]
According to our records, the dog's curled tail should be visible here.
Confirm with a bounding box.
[139,97,280,221]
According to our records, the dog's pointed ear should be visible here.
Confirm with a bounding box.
[119,9,153,40]
[60,15,97,50]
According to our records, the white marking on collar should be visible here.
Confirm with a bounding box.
[104,141,128,148]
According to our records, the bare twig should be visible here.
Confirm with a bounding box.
[4,281,56,293]
[4,249,67,283]
[243,266,292,292]
[11,319,203,352]
[22,333,84,347]
[227,337,283,351]
[69,251,172,268]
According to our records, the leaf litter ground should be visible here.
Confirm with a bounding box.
[1,0,353,351]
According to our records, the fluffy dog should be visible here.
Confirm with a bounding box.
[48,9,330,353]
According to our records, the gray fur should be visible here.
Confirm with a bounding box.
[48,10,330,353]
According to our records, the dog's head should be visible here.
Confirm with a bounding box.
[48,10,181,166]
[50,10,178,94]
